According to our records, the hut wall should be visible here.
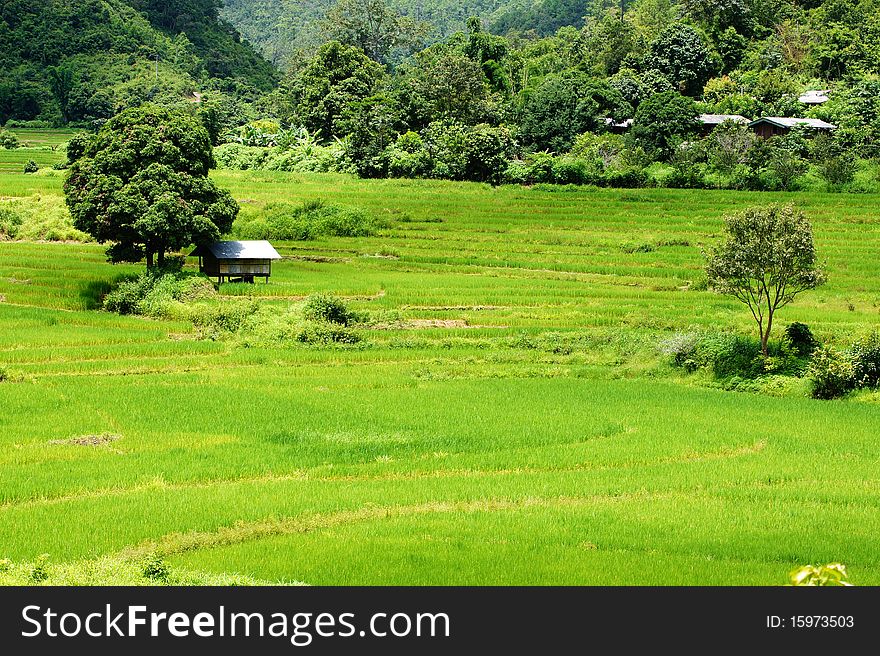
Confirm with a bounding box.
[217,258,271,276]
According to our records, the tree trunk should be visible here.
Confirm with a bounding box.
[146,251,154,269]
[157,250,165,268]
[762,312,773,357]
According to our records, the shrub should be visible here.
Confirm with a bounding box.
[302,293,356,325]
[30,554,50,583]
[103,273,159,315]
[808,345,855,399]
[0,128,19,149]
[604,168,648,188]
[213,143,269,170]
[296,322,361,345]
[65,132,92,164]
[502,160,530,185]
[552,158,596,185]
[141,553,170,582]
[23,160,39,174]
[0,207,23,239]
[784,322,818,356]
[850,332,880,388]
[386,132,431,178]
[190,300,260,334]
[819,154,858,189]
[659,332,700,370]
[702,334,764,378]
[103,271,217,316]
[788,563,852,586]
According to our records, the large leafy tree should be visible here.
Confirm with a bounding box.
[629,90,698,159]
[285,41,385,139]
[519,73,632,152]
[64,105,238,268]
[645,24,718,96]
[397,47,491,129]
[706,205,826,356]
[322,0,430,64]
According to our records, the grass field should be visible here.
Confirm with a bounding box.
[1,165,879,585]
[0,129,76,173]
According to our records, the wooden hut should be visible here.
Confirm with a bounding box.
[749,117,836,139]
[190,240,282,283]
[697,114,749,136]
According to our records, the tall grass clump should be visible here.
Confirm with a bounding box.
[0,196,89,241]
[233,200,383,241]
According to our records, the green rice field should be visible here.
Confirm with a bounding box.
[1,165,880,585]
[0,128,77,173]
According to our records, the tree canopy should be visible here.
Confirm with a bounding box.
[705,204,826,355]
[64,105,238,268]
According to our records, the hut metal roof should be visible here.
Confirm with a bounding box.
[798,90,830,104]
[699,114,749,125]
[191,240,282,260]
[749,117,836,130]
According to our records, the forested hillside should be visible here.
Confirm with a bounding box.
[221,0,509,66]
[0,0,274,126]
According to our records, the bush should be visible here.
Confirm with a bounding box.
[850,332,880,388]
[702,334,765,378]
[296,322,361,345]
[808,345,855,399]
[190,300,260,334]
[819,154,858,189]
[552,158,596,185]
[0,207,23,239]
[386,132,431,178]
[23,160,39,174]
[65,132,92,164]
[213,143,269,170]
[103,271,217,316]
[784,322,818,356]
[0,128,19,149]
[103,273,160,315]
[788,563,851,586]
[30,554,50,583]
[302,293,357,325]
[659,332,700,370]
[604,168,648,188]
[141,553,170,582]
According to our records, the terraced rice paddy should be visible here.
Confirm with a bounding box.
[1,169,880,585]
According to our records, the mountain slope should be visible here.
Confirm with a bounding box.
[220,0,512,67]
[0,0,276,125]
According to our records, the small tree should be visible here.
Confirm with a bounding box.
[64,105,238,268]
[705,205,825,356]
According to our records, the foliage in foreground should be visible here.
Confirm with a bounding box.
[788,563,852,586]
[0,553,276,586]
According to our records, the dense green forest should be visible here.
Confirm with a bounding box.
[221,0,509,66]
[4,0,880,192]
[0,0,275,126]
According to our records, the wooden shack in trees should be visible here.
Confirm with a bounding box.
[190,240,282,283]
[748,117,836,139]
